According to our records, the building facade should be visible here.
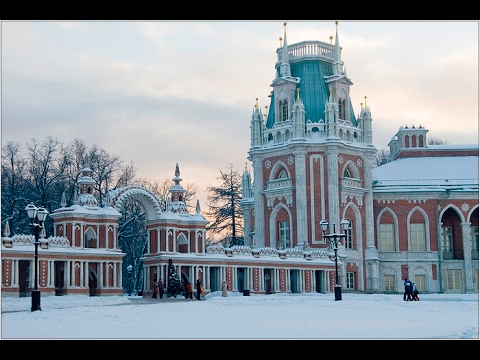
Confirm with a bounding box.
[2,22,478,298]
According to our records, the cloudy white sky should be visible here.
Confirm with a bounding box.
[1,20,478,209]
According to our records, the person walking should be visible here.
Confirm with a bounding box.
[403,278,412,301]
[185,282,193,299]
[412,282,420,301]
[221,280,228,297]
[409,280,415,300]
[158,279,165,299]
[152,279,159,299]
[196,279,202,300]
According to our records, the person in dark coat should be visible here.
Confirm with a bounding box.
[158,279,165,299]
[403,278,412,301]
[196,279,202,300]
[152,280,158,299]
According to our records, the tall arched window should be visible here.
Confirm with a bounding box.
[282,100,288,121]
[338,99,346,119]
[278,221,290,249]
[410,223,426,251]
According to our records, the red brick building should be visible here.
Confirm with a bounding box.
[2,22,477,299]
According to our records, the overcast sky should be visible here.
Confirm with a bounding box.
[1,20,478,209]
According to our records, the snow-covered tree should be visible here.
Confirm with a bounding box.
[166,259,184,298]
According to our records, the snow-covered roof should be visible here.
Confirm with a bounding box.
[373,156,478,185]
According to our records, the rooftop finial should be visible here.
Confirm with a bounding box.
[329,35,333,44]
[255,98,258,109]
[279,36,282,47]
[364,96,367,107]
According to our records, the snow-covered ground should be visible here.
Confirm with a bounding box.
[1,292,478,339]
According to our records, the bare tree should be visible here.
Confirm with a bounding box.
[136,177,198,211]
[1,141,29,235]
[205,164,243,246]
[25,136,69,212]
[428,137,449,145]
[117,197,148,293]
[374,148,391,167]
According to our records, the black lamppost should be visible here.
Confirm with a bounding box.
[127,264,133,296]
[25,202,49,311]
[319,218,350,301]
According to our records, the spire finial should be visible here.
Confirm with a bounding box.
[364,96,367,107]
[296,88,300,101]
[264,105,268,118]
[245,162,248,171]
[279,36,282,47]
[329,35,333,44]
[255,98,258,109]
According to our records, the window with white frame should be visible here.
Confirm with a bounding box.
[384,275,396,291]
[410,223,426,251]
[278,221,290,249]
[379,223,395,251]
[441,226,453,257]
[346,272,355,289]
[414,274,426,292]
[345,220,353,249]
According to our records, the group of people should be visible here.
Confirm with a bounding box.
[403,278,420,301]
[152,279,165,299]
[151,278,205,300]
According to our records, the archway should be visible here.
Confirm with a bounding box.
[109,185,163,221]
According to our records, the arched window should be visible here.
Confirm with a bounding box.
[278,169,287,179]
[278,221,290,249]
[84,228,96,248]
[410,223,426,250]
[343,168,352,178]
[282,99,288,121]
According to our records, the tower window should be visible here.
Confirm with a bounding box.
[281,100,288,121]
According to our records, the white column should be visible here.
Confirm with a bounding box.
[253,157,265,246]
[13,259,19,286]
[113,262,117,288]
[65,261,71,287]
[80,261,84,288]
[99,262,104,288]
[294,150,308,246]
[461,222,474,292]
[84,261,89,288]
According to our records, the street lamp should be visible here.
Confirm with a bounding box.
[127,264,133,296]
[25,202,49,311]
[320,218,350,301]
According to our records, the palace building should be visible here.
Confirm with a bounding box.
[2,22,478,298]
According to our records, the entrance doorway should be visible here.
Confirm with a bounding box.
[19,260,30,297]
